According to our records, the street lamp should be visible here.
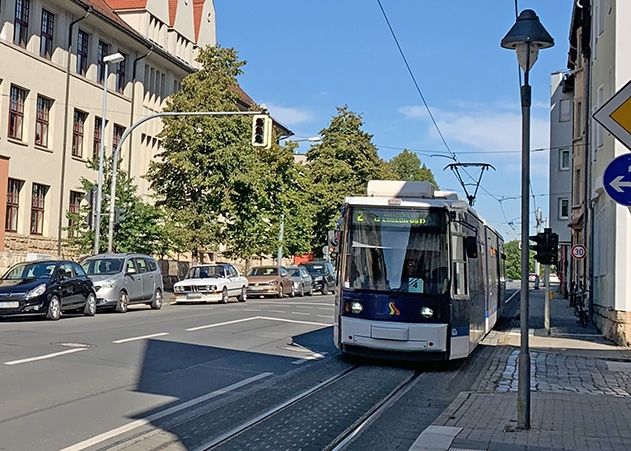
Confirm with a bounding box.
[94,52,125,254]
[501,9,554,430]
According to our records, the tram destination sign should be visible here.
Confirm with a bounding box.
[353,208,442,228]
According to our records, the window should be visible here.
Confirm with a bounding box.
[35,95,51,147]
[160,73,166,99]
[574,101,582,138]
[574,169,582,203]
[5,178,22,232]
[559,149,570,171]
[97,41,109,84]
[30,183,47,235]
[9,85,27,140]
[116,54,126,93]
[40,9,54,59]
[559,198,569,220]
[134,258,148,273]
[72,262,87,277]
[93,117,102,160]
[559,99,571,122]
[113,124,125,150]
[147,259,157,272]
[14,0,29,48]
[76,30,89,76]
[68,190,82,237]
[72,109,87,158]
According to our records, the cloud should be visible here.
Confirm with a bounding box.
[264,103,314,126]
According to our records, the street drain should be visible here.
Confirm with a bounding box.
[51,342,95,349]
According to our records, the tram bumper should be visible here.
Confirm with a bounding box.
[340,317,448,356]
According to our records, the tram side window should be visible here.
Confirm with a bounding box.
[453,262,467,295]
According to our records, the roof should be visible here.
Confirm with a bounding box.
[105,0,148,9]
[193,0,204,42]
[168,0,178,26]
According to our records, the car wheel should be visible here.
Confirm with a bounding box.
[321,283,329,295]
[220,287,229,304]
[299,284,305,297]
[115,291,129,313]
[150,289,163,310]
[289,285,295,298]
[83,293,97,316]
[238,287,247,302]
[46,296,61,321]
[277,286,284,299]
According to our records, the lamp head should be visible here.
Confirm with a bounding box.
[501,9,554,71]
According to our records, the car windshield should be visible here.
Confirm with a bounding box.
[3,262,56,280]
[303,264,325,276]
[187,266,224,278]
[344,207,449,294]
[248,267,278,276]
[82,258,125,276]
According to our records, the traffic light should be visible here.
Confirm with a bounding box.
[251,114,272,148]
[83,186,97,230]
[113,207,127,232]
[529,228,558,266]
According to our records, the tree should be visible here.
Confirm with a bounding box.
[147,46,312,261]
[67,160,177,257]
[504,240,535,280]
[387,149,438,187]
[306,106,390,253]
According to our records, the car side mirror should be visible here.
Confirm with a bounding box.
[464,236,478,259]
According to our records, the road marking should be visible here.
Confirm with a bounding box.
[409,425,463,451]
[259,301,332,307]
[291,311,311,316]
[60,372,273,451]
[268,309,286,314]
[186,317,260,332]
[317,314,332,319]
[112,332,169,344]
[258,316,332,327]
[241,308,261,312]
[291,352,326,365]
[4,348,87,366]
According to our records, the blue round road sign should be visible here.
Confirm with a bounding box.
[603,153,631,206]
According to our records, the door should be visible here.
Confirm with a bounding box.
[72,262,91,306]
[300,267,312,292]
[124,259,143,302]
[56,263,80,309]
[226,265,241,296]
[280,268,291,294]
[134,258,154,300]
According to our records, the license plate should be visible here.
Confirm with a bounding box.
[187,293,202,299]
[0,301,19,309]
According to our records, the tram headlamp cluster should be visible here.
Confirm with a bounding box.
[420,307,434,318]
[350,302,363,314]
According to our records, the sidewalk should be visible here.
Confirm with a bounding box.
[411,289,631,451]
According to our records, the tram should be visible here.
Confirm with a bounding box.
[333,180,506,361]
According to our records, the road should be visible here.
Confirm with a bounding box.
[0,294,492,451]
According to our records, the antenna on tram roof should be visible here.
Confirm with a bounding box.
[444,163,496,206]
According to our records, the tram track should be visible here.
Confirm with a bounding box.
[200,364,421,451]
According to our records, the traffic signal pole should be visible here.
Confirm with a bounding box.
[544,263,551,335]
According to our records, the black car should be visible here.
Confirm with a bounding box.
[0,260,97,320]
[300,261,336,295]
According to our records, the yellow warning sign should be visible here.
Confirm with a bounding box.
[611,97,631,134]
[594,79,631,151]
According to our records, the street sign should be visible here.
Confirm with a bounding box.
[593,79,631,151]
[603,153,631,206]
[571,244,586,260]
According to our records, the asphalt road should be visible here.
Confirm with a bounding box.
[0,294,338,451]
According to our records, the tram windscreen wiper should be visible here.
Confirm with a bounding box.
[389,278,424,299]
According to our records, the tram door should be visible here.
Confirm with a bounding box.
[485,230,499,332]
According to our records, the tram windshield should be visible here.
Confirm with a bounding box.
[344,207,449,294]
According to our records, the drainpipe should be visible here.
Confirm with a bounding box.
[583,7,593,321]
[57,7,92,257]
[127,46,153,175]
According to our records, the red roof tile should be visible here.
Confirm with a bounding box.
[168,0,178,26]
[105,0,147,9]
[193,0,204,42]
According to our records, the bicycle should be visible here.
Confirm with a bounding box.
[572,286,589,327]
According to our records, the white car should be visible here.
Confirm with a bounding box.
[174,263,248,304]
[549,273,560,284]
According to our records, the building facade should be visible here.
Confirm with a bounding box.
[0,0,215,266]
[548,71,573,296]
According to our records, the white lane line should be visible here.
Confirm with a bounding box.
[291,352,326,365]
[241,308,261,312]
[112,332,169,344]
[409,425,463,451]
[317,314,332,319]
[60,372,273,451]
[4,348,87,366]
[186,316,260,332]
[268,309,286,314]
[291,311,311,316]
[258,316,332,327]
[258,302,332,307]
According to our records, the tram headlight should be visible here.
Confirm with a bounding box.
[351,302,363,314]
[420,307,434,318]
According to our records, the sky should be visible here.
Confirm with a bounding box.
[214,0,574,242]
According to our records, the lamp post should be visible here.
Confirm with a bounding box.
[94,52,125,254]
[501,9,554,430]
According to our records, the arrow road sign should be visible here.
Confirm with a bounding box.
[603,153,631,206]
[594,79,631,151]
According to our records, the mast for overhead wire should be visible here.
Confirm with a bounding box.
[445,163,496,206]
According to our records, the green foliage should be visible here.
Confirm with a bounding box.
[504,240,535,280]
[66,160,178,257]
[147,46,313,260]
[387,149,438,187]
[306,106,391,253]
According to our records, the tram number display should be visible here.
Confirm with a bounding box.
[571,244,587,260]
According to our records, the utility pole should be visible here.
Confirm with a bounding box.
[277,214,284,276]
[534,208,543,281]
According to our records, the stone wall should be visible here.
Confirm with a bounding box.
[0,234,83,274]
[594,304,631,346]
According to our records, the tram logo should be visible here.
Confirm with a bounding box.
[387,302,400,316]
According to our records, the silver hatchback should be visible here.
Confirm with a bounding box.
[81,253,164,313]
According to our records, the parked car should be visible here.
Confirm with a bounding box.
[286,265,313,297]
[246,266,294,298]
[301,261,336,295]
[549,273,560,284]
[0,260,97,320]
[81,253,164,313]
[173,263,248,304]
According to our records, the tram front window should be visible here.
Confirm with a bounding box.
[345,207,449,294]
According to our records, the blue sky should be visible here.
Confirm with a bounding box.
[214,0,574,241]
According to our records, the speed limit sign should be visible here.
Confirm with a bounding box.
[571,244,587,260]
